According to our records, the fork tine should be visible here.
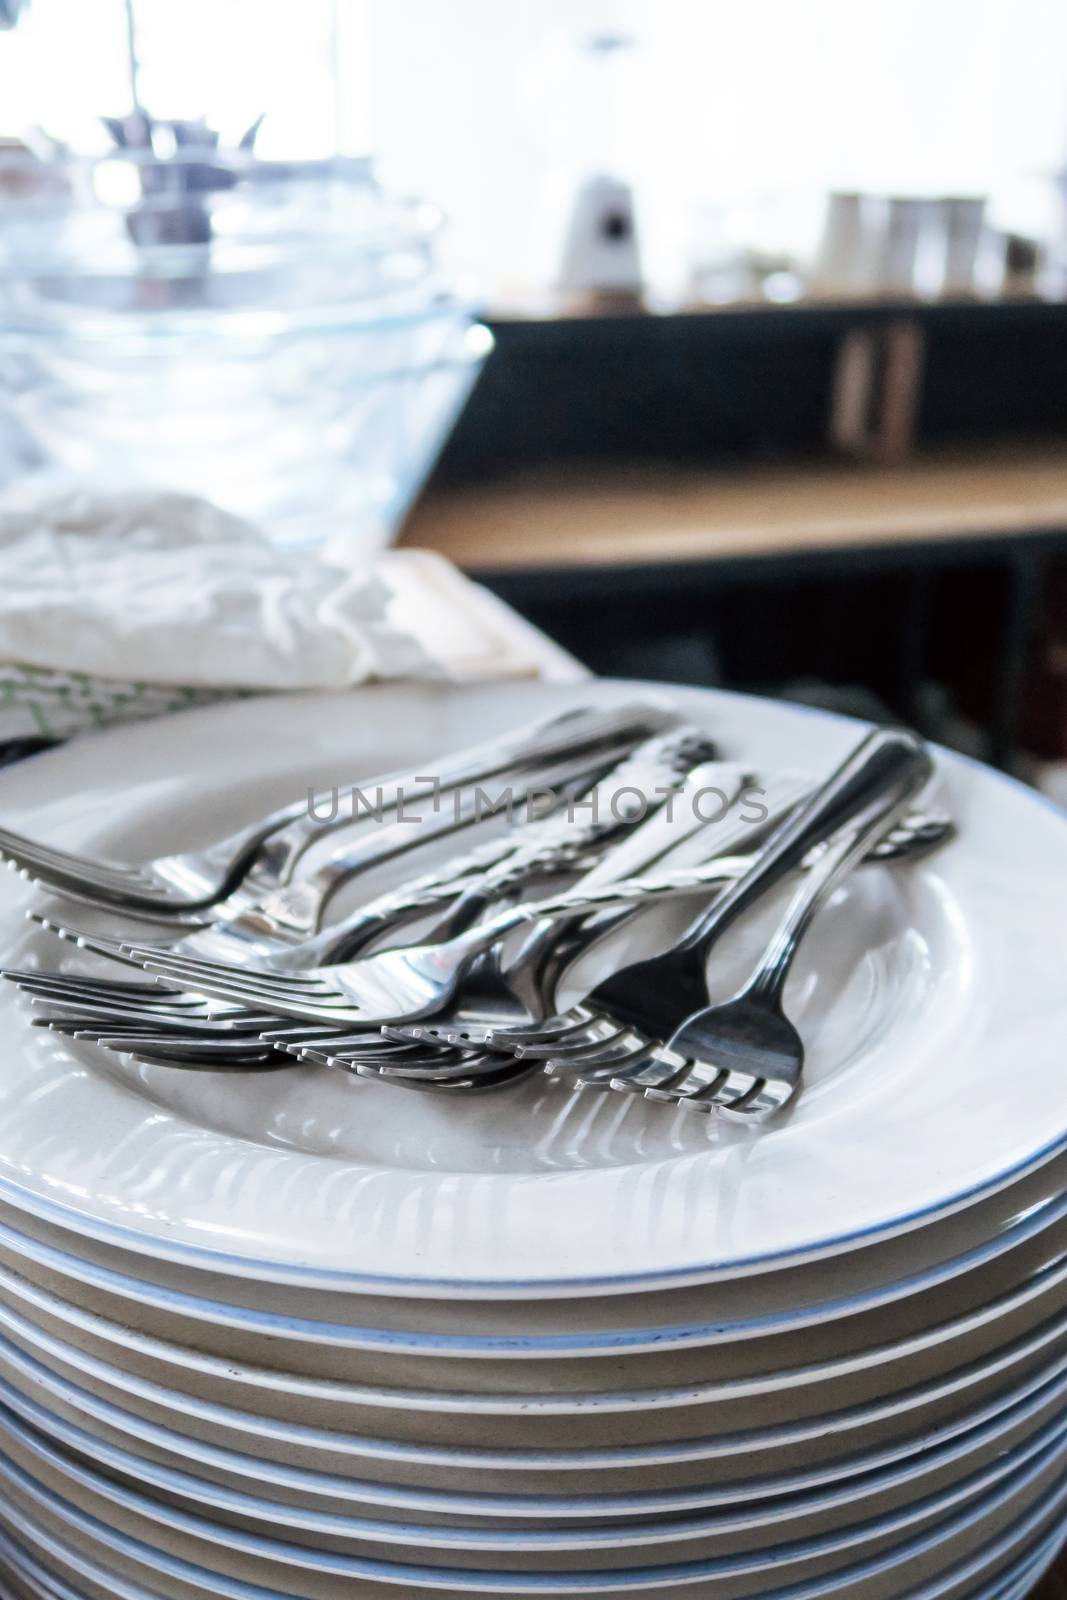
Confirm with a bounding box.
[712,1077,790,1117]
[27,995,208,1027]
[122,946,330,992]
[570,1042,661,1089]
[87,1034,287,1069]
[29,916,160,970]
[609,1046,694,1096]
[397,1058,538,1093]
[651,1056,773,1112]
[376,1058,493,1081]
[142,970,346,1015]
[390,1020,490,1045]
[0,829,154,886]
[288,1028,406,1049]
[483,1007,594,1048]
[9,973,182,1001]
[12,858,203,917]
[7,969,240,1015]
[41,1017,178,1037]
[512,1018,626,1060]
[644,1054,740,1105]
[543,1031,656,1076]
[297,1037,432,1066]
[58,1017,273,1050]
[31,912,182,952]
[36,998,274,1032]
[678,1080,753,1113]
[128,953,339,1004]
[139,959,346,1013]
[261,1026,362,1048]
[2,851,156,901]
[17,986,198,1017]
[117,1030,286,1057]
[391,1008,589,1052]
[2,969,170,1000]
[0,826,133,874]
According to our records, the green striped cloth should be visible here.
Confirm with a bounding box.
[0,662,246,746]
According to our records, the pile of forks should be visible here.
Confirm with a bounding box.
[0,698,948,1120]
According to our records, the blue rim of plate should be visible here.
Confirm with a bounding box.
[3,1320,1067,1530]
[1,1379,1066,1592]
[0,688,1063,1298]
[0,1483,1062,1600]
[1,1145,1066,1355]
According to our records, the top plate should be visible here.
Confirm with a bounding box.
[0,679,1063,1298]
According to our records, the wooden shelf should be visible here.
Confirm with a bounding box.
[401,444,1067,575]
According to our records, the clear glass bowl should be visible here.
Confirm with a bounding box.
[0,152,490,550]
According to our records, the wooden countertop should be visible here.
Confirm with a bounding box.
[400,445,1067,573]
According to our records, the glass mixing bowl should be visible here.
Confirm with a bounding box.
[0,152,490,550]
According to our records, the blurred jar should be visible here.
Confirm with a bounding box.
[811,189,989,300]
[685,191,813,307]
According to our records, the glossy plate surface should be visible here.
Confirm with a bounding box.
[0,680,1062,1294]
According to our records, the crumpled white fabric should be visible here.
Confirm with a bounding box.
[0,482,559,692]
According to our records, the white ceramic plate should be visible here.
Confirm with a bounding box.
[4,1259,1067,1506]
[6,1207,1067,1402]
[3,1198,1067,1387]
[2,1305,1067,1504]
[4,1292,1062,1516]
[0,681,1064,1295]
[5,1144,1067,1356]
[0,1516,1053,1600]
[2,1383,1066,1571]
[6,1226,1067,1447]
[5,1351,1067,1548]
[2,1291,1065,1501]
[1,1411,1066,1596]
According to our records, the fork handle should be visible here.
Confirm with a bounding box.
[678,728,932,957]
[230,701,679,890]
[468,732,932,952]
[428,728,721,937]
[467,859,795,939]
[743,818,894,1008]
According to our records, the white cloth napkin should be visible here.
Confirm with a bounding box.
[0,483,579,744]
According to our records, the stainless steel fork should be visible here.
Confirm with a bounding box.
[395,768,814,1051]
[631,824,903,1116]
[531,727,933,1114]
[12,858,770,1062]
[31,726,720,969]
[421,800,951,1059]
[18,796,950,1080]
[22,788,948,1076]
[14,732,729,1065]
[0,699,674,915]
[113,856,820,1028]
[370,796,952,1091]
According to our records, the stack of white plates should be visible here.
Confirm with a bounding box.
[0,679,1064,1600]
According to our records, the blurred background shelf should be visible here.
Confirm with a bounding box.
[403,443,1067,571]
[404,437,1067,774]
[395,297,1067,776]
[428,300,1067,481]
